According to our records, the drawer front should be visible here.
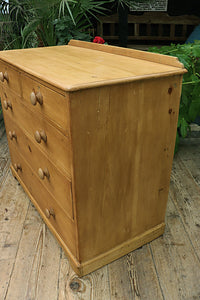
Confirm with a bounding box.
[9,145,77,256]
[5,114,74,220]
[1,89,72,175]
[21,73,70,134]
[0,60,21,95]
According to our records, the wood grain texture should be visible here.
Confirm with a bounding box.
[9,149,77,259]
[5,205,61,300]
[170,155,200,259]
[1,89,72,175]
[1,131,200,298]
[150,197,200,300]
[58,259,110,300]
[69,40,185,69]
[0,133,10,188]
[21,73,70,134]
[5,114,73,219]
[0,43,186,92]
[108,256,134,299]
[0,41,186,277]
[126,245,164,300]
[0,60,21,95]
[69,75,182,264]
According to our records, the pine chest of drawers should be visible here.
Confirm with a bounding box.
[0,40,186,276]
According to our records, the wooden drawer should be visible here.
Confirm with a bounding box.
[9,145,77,257]
[1,89,72,175]
[0,60,21,95]
[5,114,74,220]
[21,73,70,134]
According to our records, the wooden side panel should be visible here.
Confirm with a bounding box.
[69,75,183,262]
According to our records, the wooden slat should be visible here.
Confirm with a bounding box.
[110,23,115,36]
[0,259,14,300]
[170,154,200,258]
[182,24,188,38]
[150,197,200,299]
[170,24,175,39]
[0,133,9,188]
[58,258,110,299]
[69,40,186,69]
[108,257,134,299]
[127,246,164,299]
[147,24,151,36]
[158,24,163,37]
[5,205,61,300]
[103,35,186,41]
[134,23,139,36]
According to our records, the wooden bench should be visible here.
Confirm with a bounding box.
[97,12,200,45]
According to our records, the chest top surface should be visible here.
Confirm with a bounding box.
[0,40,186,91]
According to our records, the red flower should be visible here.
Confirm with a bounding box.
[93,36,105,44]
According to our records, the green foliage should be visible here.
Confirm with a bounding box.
[54,16,91,45]
[149,41,200,153]
[0,0,109,49]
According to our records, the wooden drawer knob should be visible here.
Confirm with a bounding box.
[14,163,22,172]
[45,208,55,219]
[8,130,17,140]
[3,100,12,110]
[0,71,9,82]
[30,91,43,106]
[38,167,50,180]
[34,130,47,143]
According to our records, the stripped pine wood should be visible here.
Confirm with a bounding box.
[0,41,186,276]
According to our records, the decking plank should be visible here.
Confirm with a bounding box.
[5,205,60,300]
[58,257,110,300]
[150,197,200,300]
[170,155,200,259]
[108,256,134,300]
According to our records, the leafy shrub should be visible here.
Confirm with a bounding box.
[149,41,200,152]
[54,16,91,45]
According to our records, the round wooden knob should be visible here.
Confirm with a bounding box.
[34,130,47,143]
[0,71,8,82]
[8,130,17,140]
[45,208,55,219]
[30,91,43,106]
[14,163,22,172]
[3,100,12,110]
[38,167,50,180]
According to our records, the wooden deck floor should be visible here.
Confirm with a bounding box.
[0,132,200,300]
